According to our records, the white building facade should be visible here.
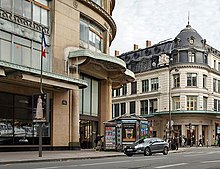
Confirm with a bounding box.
[112,24,220,146]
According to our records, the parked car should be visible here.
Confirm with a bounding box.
[124,137,169,156]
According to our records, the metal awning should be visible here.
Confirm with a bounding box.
[68,49,135,88]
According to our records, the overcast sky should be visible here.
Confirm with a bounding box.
[110,0,220,56]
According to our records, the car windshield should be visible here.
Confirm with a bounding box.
[134,138,155,145]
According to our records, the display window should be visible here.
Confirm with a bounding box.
[0,92,51,145]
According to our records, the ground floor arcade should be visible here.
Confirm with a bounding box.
[148,113,220,146]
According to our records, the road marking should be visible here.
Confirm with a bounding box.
[154,163,188,168]
[201,160,220,164]
[34,157,164,169]
[183,153,207,157]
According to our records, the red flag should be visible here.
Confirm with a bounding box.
[42,31,46,58]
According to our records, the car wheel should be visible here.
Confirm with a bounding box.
[126,154,133,157]
[144,147,151,156]
[163,147,168,155]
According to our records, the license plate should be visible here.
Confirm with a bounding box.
[126,149,133,151]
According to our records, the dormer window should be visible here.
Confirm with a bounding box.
[188,36,195,45]
[188,52,195,62]
[174,37,180,46]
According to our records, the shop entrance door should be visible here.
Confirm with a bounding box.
[79,120,98,149]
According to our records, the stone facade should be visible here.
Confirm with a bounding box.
[0,0,134,151]
[112,24,220,146]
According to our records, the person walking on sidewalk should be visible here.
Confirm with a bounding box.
[95,134,103,151]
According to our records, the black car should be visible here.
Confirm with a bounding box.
[124,137,169,156]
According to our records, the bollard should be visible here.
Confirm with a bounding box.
[196,140,198,147]
[207,140,208,148]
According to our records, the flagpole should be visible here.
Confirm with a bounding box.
[39,30,44,158]
[40,30,44,94]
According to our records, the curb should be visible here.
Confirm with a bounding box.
[0,154,125,165]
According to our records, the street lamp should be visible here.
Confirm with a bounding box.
[168,57,173,146]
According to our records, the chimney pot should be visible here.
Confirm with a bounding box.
[134,44,138,51]
[146,40,152,47]
[115,50,120,56]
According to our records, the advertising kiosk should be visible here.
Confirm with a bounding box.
[104,114,149,151]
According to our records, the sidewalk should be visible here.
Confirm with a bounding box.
[0,146,217,165]
[0,149,125,165]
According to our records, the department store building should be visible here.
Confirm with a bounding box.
[112,24,220,146]
[0,0,134,151]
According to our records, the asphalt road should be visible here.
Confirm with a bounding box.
[1,148,220,169]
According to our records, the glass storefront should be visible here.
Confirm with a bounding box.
[0,92,50,145]
[80,120,98,149]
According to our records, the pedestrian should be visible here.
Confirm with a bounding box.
[174,137,178,150]
[181,136,185,147]
[95,134,103,151]
[199,139,203,147]
[215,135,218,146]
[218,135,220,147]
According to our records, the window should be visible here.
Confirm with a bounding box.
[122,84,127,96]
[173,97,180,110]
[218,80,220,93]
[89,29,101,49]
[173,74,180,88]
[188,52,195,62]
[140,100,148,115]
[213,79,217,92]
[214,99,217,111]
[204,53,208,64]
[0,0,49,26]
[151,78,158,91]
[91,0,102,6]
[203,75,207,88]
[187,73,197,87]
[80,18,103,52]
[131,82,137,95]
[149,99,157,113]
[0,30,49,71]
[0,92,51,145]
[214,60,216,69]
[83,77,91,115]
[79,75,100,116]
[115,88,120,97]
[91,80,99,116]
[130,101,135,114]
[114,104,119,117]
[142,79,149,93]
[112,90,114,97]
[173,53,179,63]
[203,97,207,110]
[121,103,126,115]
[187,96,197,110]
[218,62,220,72]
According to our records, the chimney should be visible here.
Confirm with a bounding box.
[146,40,152,47]
[134,44,138,51]
[115,50,120,56]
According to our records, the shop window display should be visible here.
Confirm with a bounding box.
[0,92,50,145]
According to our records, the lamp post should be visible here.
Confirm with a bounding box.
[168,57,172,147]
[168,70,172,148]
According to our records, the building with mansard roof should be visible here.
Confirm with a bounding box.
[112,23,220,146]
[0,0,134,151]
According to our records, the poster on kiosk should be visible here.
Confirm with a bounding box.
[32,93,49,123]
